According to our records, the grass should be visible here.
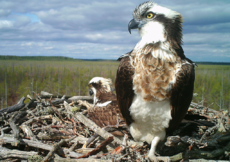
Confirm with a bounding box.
[0,60,119,107]
[193,64,230,110]
[0,60,229,110]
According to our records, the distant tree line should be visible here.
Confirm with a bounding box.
[196,62,230,65]
[0,55,117,62]
[1,56,229,65]
[0,55,78,61]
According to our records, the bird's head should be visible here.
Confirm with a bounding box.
[88,77,112,103]
[129,1,183,48]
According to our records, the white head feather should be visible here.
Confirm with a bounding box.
[132,1,182,52]
[89,77,112,92]
[89,77,113,104]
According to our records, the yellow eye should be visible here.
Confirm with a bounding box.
[146,13,154,18]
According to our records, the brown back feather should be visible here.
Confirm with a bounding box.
[88,100,125,128]
[167,60,195,133]
[115,55,135,126]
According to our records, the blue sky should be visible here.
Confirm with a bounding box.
[0,0,229,62]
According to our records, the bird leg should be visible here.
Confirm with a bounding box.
[77,100,93,110]
[148,136,170,162]
[147,136,160,161]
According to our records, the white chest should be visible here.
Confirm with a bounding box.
[96,101,112,107]
[129,93,172,143]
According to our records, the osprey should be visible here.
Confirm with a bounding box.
[115,1,195,161]
[78,77,126,136]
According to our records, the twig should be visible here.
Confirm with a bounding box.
[68,96,93,104]
[42,135,77,162]
[199,125,218,143]
[37,132,71,140]
[189,160,230,162]
[64,101,74,118]
[184,142,230,159]
[20,125,38,141]
[9,111,27,139]
[86,133,99,148]
[0,135,83,158]
[51,95,66,106]
[21,115,53,125]
[54,154,112,162]
[49,101,65,123]
[77,136,114,159]
[0,126,10,137]
[69,141,79,152]
[75,112,143,148]
[75,112,123,146]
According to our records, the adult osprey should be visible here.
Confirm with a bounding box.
[115,1,195,161]
[78,77,126,136]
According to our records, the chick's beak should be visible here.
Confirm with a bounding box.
[89,89,94,96]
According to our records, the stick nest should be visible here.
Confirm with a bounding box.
[0,92,229,162]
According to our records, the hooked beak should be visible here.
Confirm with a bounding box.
[128,19,139,34]
[89,89,94,96]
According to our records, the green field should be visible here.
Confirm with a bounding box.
[193,64,230,110]
[0,58,229,110]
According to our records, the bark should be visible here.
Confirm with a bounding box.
[42,136,76,162]
[0,146,38,159]
[54,155,112,162]
[9,111,27,139]
[0,97,25,116]
[0,136,83,158]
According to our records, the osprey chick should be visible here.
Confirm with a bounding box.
[80,77,126,136]
[115,1,195,161]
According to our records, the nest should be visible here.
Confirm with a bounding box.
[0,91,229,162]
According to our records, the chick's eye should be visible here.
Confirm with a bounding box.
[146,13,154,18]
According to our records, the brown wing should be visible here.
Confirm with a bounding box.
[115,55,135,126]
[88,100,125,128]
[166,59,195,133]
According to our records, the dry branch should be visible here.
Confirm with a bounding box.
[21,115,52,125]
[68,96,93,103]
[75,112,123,146]
[0,146,38,159]
[77,136,114,159]
[19,125,38,141]
[9,111,27,139]
[54,155,112,162]
[40,91,94,104]
[189,160,230,162]
[0,136,83,158]
[0,97,26,116]
[40,91,53,96]
[42,136,76,162]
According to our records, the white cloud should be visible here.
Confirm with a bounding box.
[44,46,53,50]
[0,9,11,17]
[184,33,230,45]
[0,0,229,62]
[0,20,13,29]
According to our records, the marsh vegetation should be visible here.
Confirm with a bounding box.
[0,58,229,110]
